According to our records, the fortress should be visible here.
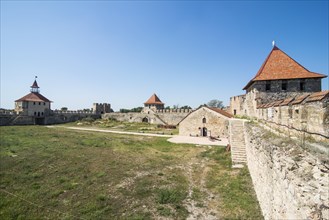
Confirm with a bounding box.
[1,45,328,141]
[1,43,329,219]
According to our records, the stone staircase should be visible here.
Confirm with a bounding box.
[229,119,247,166]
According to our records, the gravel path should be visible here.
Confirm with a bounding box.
[47,126,229,146]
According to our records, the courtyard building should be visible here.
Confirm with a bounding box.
[179,106,233,138]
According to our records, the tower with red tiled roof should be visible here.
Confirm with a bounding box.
[15,77,52,117]
[230,44,327,117]
[243,45,326,93]
[144,93,165,110]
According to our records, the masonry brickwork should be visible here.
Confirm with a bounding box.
[102,107,192,126]
[244,124,329,220]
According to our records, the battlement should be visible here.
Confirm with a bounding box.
[155,108,193,113]
[93,103,111,114]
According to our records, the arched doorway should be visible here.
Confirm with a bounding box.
[142,117,149,123]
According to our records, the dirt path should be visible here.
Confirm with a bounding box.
[183,146,219,219]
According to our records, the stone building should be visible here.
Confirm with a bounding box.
[15,78,52,121]
[143,93,165,111]
[230,45,327,117]
[179,106,233,138]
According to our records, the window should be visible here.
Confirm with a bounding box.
[39,102,41,105]
[300,81,305,91]
[33,102,36,105]
[281,80,287,91]
[265,81,271,91]
[34,112,36,116]
[44,103,46,105]
[202,118,206,123]
[233,109,237,115]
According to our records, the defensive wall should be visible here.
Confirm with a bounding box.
[103,108,192,126]
[0,110,100,126]
[230,91,329,142]
[244,123,329,220]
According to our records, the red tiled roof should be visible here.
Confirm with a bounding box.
[257,104,265,109]
[243,46,327,90]
[306,90,329,103]
[280,97,295,106]
[273,100,284,107]
[15,92,51,102]
[144,94,164,105]
[208,107,233,118]
[291,94,310,105]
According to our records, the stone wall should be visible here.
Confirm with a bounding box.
[230,78,323,118]
[102,112,166,125]
[244,123,329,220]
[256,97,329,142]
[248,78,322,94]
[230,95,245,116]
[0,112,100,126]
[103,109,190,126]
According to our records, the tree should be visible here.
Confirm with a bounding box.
[180,105,192,109]
[61,107,68,111]
[207,99,224,108]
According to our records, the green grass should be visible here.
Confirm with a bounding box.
[71,118,179,135]
[204,147,263,219]
[0,125,262,219]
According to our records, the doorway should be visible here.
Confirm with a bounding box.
[201,127,207,137]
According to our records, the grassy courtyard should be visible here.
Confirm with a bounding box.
[70,118,179,135]
[0,125,262,219]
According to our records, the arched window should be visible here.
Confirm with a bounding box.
[202,117,206,123]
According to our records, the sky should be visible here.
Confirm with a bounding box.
[1,0,328,111]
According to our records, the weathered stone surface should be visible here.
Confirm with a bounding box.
[245,123,329,220]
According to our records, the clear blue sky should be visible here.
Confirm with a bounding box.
[1,1,328,111]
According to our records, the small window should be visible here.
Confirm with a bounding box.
[281,81,287,91]
[34,112,36,116]
[295,109,299,114]
[202,118,206,123]
[41,112,44,116]
[233,109,237,115]
[39,102,41,105]
[300,81,305,91]
[44,103,46,105]
[265,81,271,91]
[33,102,36,105]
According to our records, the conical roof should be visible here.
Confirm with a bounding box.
[243,46,326,90]
[144,93,164,105]
[31,80,39,88]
